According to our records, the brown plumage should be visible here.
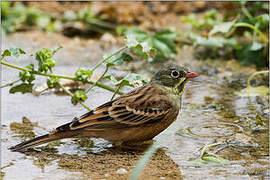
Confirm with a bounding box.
[10,65,199,152]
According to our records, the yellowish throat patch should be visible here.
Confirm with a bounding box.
[173,77,186,96]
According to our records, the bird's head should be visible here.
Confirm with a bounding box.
[152,65,199,96]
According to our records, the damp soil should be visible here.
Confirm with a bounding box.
[2,2,269,180]
[22,148,182,180]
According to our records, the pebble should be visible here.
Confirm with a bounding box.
[116,168,128,174]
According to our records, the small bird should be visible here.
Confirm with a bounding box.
[10,65,199,152]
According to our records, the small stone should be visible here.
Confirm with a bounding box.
[101,33,116,44]
[160,177,165,180]
[104,173,109,177]
[116,168,127,174]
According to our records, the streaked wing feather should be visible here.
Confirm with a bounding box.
[69,84,172,130]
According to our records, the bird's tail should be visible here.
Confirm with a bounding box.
[9,134,59,152]
[9,122,77,152]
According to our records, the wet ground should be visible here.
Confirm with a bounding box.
[1,3,269,178]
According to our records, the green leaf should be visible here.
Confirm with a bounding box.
[126,28,176,60]
[116,25,127,35]
[209,21,235,35]
[181,9,219,30]
[74,67,93,83]
[19,71,35,84]
[26,63,35,71]
[204,9,217,19]
[1,48,26,60]
[47,77,60,88]
[36,15,51,29]
[250,41,264,51]
[255,14,269,29]
[132,42,156,60]
[181,14,199,28]
[235,44,266,68]
[152,33,175,58]
[126,33,140,48]
[52,46,62,55]
[1,3,27,34]
[9,83,34,94]
[25,7,41,26]
[1,1,11,10]
[201,154,229,164]
[104,75,119,85]
[187,154,228,166]
[126,29,149,44]
[191,35,237,48]
[235,86,268,97]
[31,48,60,73]
[105,73,149,88]
[118,73,149,88]
[71,90,88,105]
[106,53,133,67]
[1,50,11,60]
[140,41,157,58]
[78,8,96,23]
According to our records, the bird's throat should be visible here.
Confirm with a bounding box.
[172,86,184,96]
[173,78,187,96]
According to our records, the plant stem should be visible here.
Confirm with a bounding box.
[59,83,91,111]
[253,22,260,42]
[58,83,73,96]
[91,46,127,72]
[247,70,269,87]
[1,60,75,79]
[234,23,268,43]
[130,143,159,180]
[96,81,124,95]
[33,87,49,96]
[86,66,109,94]
[111,84,122,100]
[1,60,123,95]
[241,3,253,21]
[200,141,224,158]
[79,102,92,112]
[0,78,20,88]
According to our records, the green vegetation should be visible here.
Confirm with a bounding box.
[182,9,220,30]
[1,2,115,35]
[0,33,157,111]
[1,2,54,33]
[180,1,269,68]
[126,28,176,61]
[3,2,268,68]
[235,70,269,96]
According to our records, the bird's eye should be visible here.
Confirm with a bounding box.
[171,70,179,78]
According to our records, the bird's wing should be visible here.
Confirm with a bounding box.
[69,84,173,130]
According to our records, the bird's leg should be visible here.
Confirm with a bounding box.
[114,140,155,151]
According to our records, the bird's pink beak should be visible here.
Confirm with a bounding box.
[186,72,200,79]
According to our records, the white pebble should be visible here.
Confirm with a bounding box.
[116,168,128,174]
